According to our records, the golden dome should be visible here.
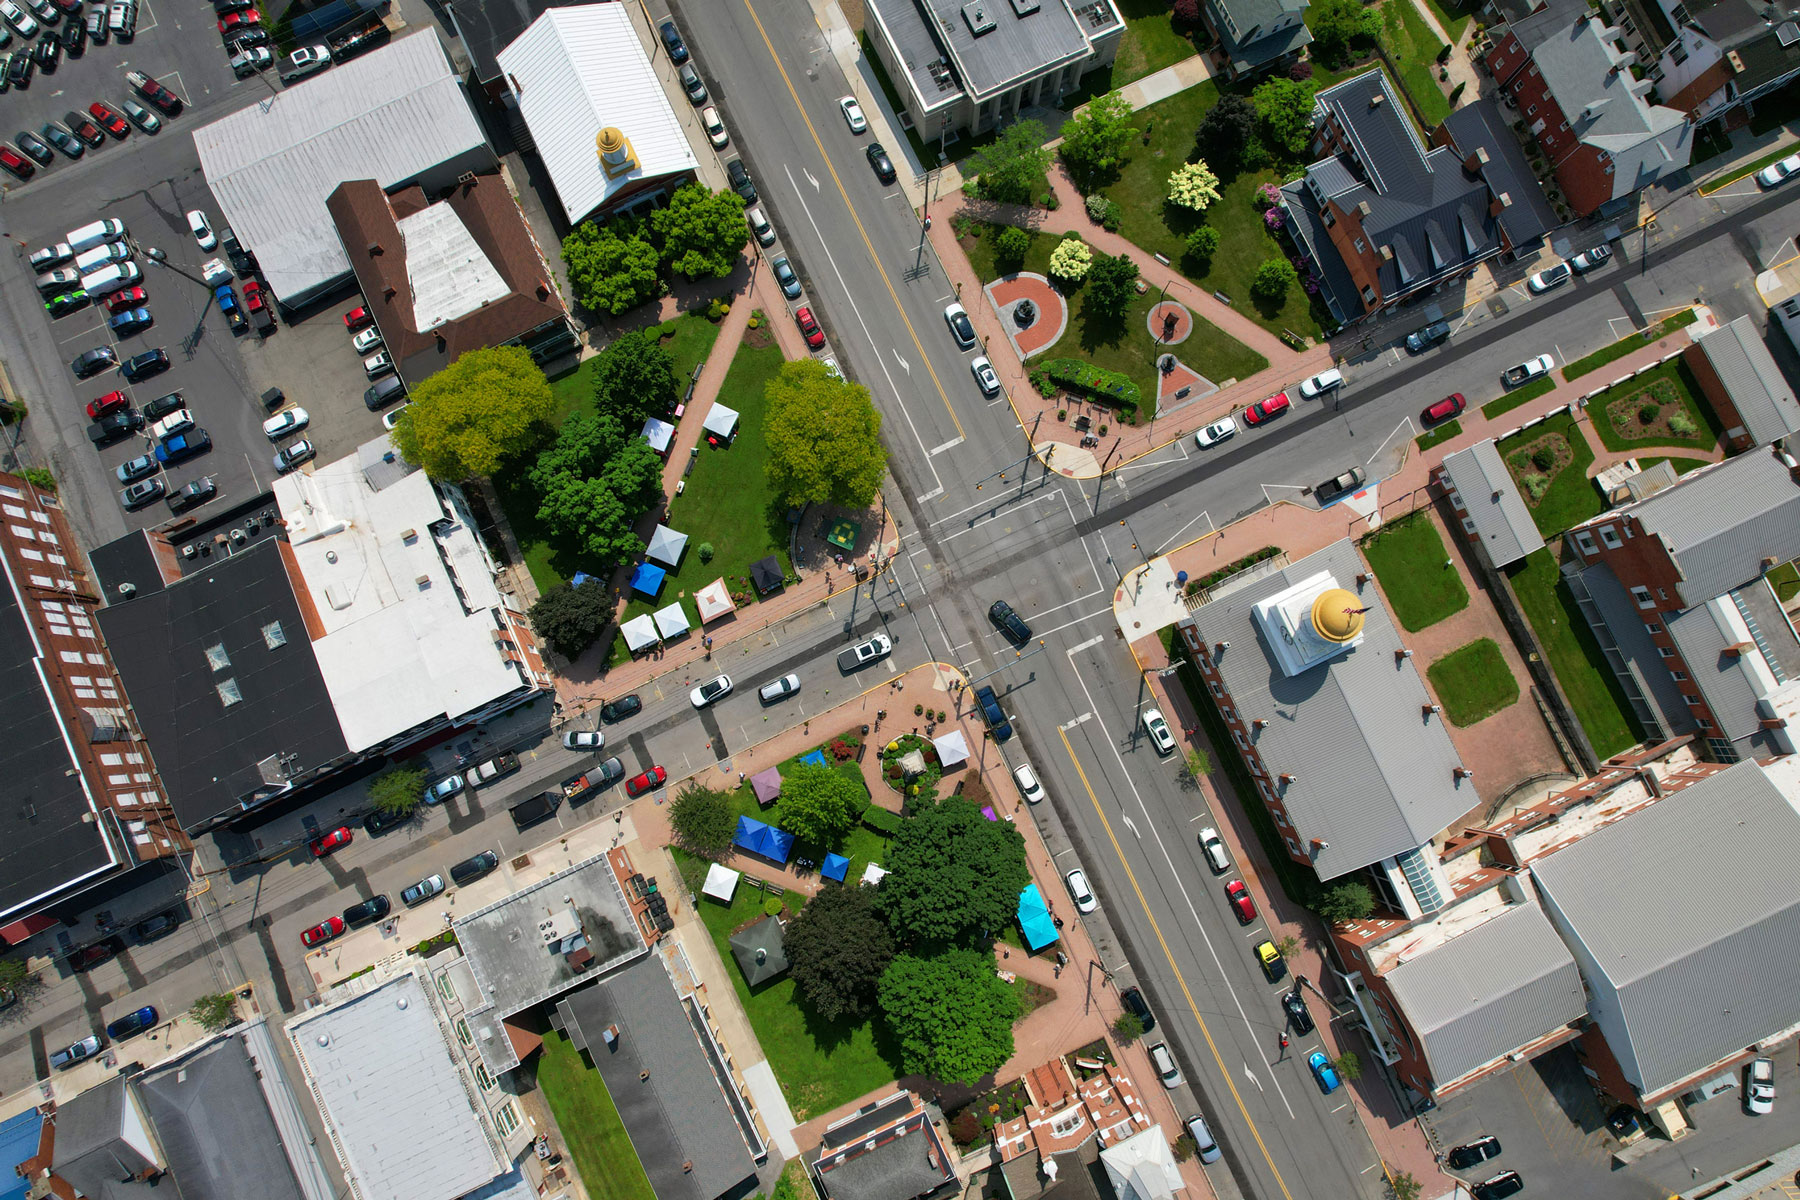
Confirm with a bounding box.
[596,126,625,155]
[1310,588,1365,643]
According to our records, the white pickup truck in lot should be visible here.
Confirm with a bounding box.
[1502,354,1555,387]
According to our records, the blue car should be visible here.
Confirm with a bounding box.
[105,1005,158,1040]
[108,306,152,335]
[974,684,1013,742]
[1307,1050,1341,1094]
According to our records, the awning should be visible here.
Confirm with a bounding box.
[820,852,850,882]
[629,561,665,597]
[799,748,828,768]
[646,524,688,568]
[695,578,735,624]
[619,613,659,652]
[641,417,675,454]
[751,556,784,594]
[1018,883,1059,950]
[652,602,689,639]
[702,862,740,901]
[702,403,740,440]
[728,914,789,986]
[933,729,969,767]
[750,766,783,805]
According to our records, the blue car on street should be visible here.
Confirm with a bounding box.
[1308,1050,1341,1094]
[105,1005,157,1040]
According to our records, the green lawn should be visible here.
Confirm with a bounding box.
[549,314,722,422]
[1360,511,1469,631]
[607,339,794,665]
[1560,308,1697,380]
[1700,144,1799,192]
[1098,80,1326,340]
[1506,549,1644,758]
[1638,455,1712,477]
[1421,0,1472,43]
[1416,417,1462,451]
[1769,560,1800,603]
[1588,359,1723,454]
[671,847,900,1121]
[1381,0,1452,127]
[1426,638,1520,726]
[1499,411,1601,537]
[959,221,1061,284]
[536,1030,658,1200]
[1481,375,1557,420]
[1110,0,1199,88]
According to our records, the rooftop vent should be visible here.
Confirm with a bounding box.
[962,1,997,34]
[1355,200,1372,221]
[1369,91,1384,109]
[1010,0,1040,14]
[1781,20,1800,45]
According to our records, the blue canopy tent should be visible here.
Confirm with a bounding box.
[733,816,796,864]
[1018,884,1059,950]
[798,749,828,768]
[820,852,850,882]
[630,562,666,598]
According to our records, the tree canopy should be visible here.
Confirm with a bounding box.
[652,183,751,279]
[875,794,1030,948]
[390,347,554,481]
[877,948,1020,1084]
[1308,0,1380,65]
[669,785,736,860]
[1058,92,1137,190]
[764,359,888,508]
[369,766,426,818]
[593,328,683,429]
[1315,880,1376,923]
[1253,78,1319,157]
[784,885,895,1022]
[1194,94,1258,174]
[532,413,663,569]
[528,579,612,660]
[968,119,1052,205]
[561,219,662,316]
[1251,257,1298,306]
[1084,253,1140,321]
[1048,237,1093,284]
[1167,161,1222,212]
[780,764,866,846]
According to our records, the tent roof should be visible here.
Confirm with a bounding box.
[652,602,689,638]
[702,862,740,901]
[728,914,789,986]
[702,404,740,438]
[629,561,665,597]
[619,613,659,652]
[750,767,783,804]
[646,524,688,567]
[695,578,735,624]
[821,853,850,882]
[861,862,889,885]
[1018,883,1058,950]
[933,729,969,766]
[642,417,675,452]
[751,556,784,593]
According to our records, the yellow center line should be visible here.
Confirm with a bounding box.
[1056,725,1296,1200]
[738,0,965,440]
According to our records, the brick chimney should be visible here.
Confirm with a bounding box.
[1490,192,1513,217]
[1463,146,1490,172]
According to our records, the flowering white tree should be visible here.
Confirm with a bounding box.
[1167,161,1222,212]
[1048,237,1093,283]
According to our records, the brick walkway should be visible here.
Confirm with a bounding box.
[987,274,1067,359]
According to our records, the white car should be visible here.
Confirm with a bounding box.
[1195,417,1236,449]
[150,411,194,441]
[1013,762,1044,804]
[1527,261,1571,293]
[563,730,605,750]
[262,407,310,441]
[201,258,231,286]
[758,673,801,703]
[1065,868,1097,913]
[1198,827,1230,874]
[364,351,393,379]
[0,0,37,38]
[839,95,867,134]
[1298,367,1342,398]
[382,404,408,431]
[701,105,727,148]
[1150,1042,1183,1089]
[1141,708,1176,755]
[971,356,1000,396]
[187,210,217,251]
[352,326,383,355]
[285,45,332,79]
[1747,1057,1774,1114]
[1758,153,1800,188]
[691,673,733,708]
[944,301,976,350]
[423,773,464,804]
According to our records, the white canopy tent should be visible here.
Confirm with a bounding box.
[702,862,741,901]
[932,729,970,767]
[860,862,889,886]
[652,602,690,639]
[646,524,688,568]
[702,403,740,440]
[641,417,675,454]
[619,613,659,653]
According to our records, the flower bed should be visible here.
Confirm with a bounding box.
[1044,358,1143,412]
[878,733,941,796]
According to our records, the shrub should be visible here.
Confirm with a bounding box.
[1166,161,1222,212]
[863,805,903,834]
[915,703,924,715]
[1172,1133,1196,1162]
[1043,358,1141,410]
[1436,43,1453,63]
[22,467,54,493]
[1449,81,1466,105]
[706,297,731,321]
[1523,473,1549,501]
[994,225,1032,272]
[765,895,786,916]
[1085,192,1109,222]
[1251,257,1297,304]
[1531,446,1555,471]
[1057,408,1068,420]
[1171,0,1200,27]
[1048,237,1093,284]
[1288,59,1314,80]
[1030,367,1056,397]
[698,541,716,563]
[1186,225,1220,261]
[1669,411,1697,435]
[1637,403,1658,425]
[949,1110,985,1145]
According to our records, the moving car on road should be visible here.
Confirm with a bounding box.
[989,599,1031,645]
[838,632,892,671]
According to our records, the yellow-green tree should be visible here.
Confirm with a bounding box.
[765,359,887,508]
[390,347,554,481]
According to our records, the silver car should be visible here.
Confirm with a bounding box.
[1194,417,1236,449]
[758,673,801,703]
[400,874,445,907]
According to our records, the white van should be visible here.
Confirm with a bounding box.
[747,206,774,247]
[73,243,131,273]
[66,218,126,253]
[80,261,142,295]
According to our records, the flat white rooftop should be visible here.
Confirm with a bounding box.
[400,201,510,329]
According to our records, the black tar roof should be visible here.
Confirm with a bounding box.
[95,536,348,831]
[451,0,570,83]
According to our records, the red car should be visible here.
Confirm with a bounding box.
[86,391,128,420]
[1243,392,1290,425]
[217,9,260,32]
[89,102,130,140]
[1224,880,1257,924]
[244,280,273,314]
[106,287,147,313]
[127,71,183,113]
[310,826,352,857]
[0,145,34,181]
[1424,393,1466,425]
[625,765,667,797]
[343,305,372,331]
[795,306,824,350]
[300,915,345,947]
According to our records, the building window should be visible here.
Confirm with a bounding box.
[1684,693,1702,706]
[1631,586,1655,608]
[1221,707,1236,722]
[495,1102,521,1136]
[1657,646,1675,658]
[1670,670,1687,680]
[1574,530,1598,555]
[474,1062,495,1091]
[1354,238,1367,253]
[1658,589,1668,601]
[456,1018,473,1046]
[1462,518,1478,534]
[1321,206,1335,226]
[1600,526,1622,549]
[1645,622,1661,634]
[1670,39,1688,63]
[1284,837,1302,855]
[1527,104,1538,116]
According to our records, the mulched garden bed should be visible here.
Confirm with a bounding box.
[1505,432,1576,506]
[1603,378,1702,445]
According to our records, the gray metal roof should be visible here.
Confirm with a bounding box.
[1440,99,1559,249]
[1181,539,1471,880]
[1439,439,1547,567]
[52,1077,159,1200]
[1528,17,1689,201]
[1576,561,1694,740]
[1531,759,1800,1097]
[1691,316,1800,447]
[814,1093,954,1200]
[1626,447,1800,607]
[287,972,503,1200]
[866,0,967,114]
[868,0,1102,103]
[136,1034,310,1200]
[555,954,760,1200]
[1383,900,1586,1086]
[1666,586,1799,757]
[193,32,493,304]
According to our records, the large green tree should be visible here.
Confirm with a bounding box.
[1194,94,1258,174]
[368,766,426,818]
[765,359,888,508]
[561,219,662,316]
[669,785,736,860]
[390,346,554,481]
[878,948,1020,1084]
[528,579,612,659]
[967,119,1052,205]
[780,763,866,846]
[532,412,664,569]
[652,183,751,278]
[784,884,894,1022]
[593,328,683,429]
[1308,0,1380,66]
[1084,253,1141,321]
[1058,92,1138,191]
[875,794,1030,948]
[1253,78,1319,158]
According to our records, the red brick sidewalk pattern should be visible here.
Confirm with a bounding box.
[987,273,1067,359]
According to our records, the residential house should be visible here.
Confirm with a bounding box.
[812,1091,955,1200]
[1681,314,1800,450]
[1197,0,1312,81]
[1596,0,1800,127]
[992,1058,1153,1176]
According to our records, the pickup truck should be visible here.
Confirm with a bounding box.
[561,757,625,804]
[466,751,519,788]
[1314,466,1367,504]
[1502,355,1555,387]
[215,284,246,333]
[155,428,211,464]
[509,790,560,832]
[837,632,893,673]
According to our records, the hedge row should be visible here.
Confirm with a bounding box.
[1186,545,1281,594]
[1044,358,1140,411]
[862,806,902,835]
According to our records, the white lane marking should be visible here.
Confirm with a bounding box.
[917,486,944,502]
[929,436,963,455]
[1030,607,1112,641]
[802,167,819,190]
[1060,711,1093,730]
[1066,635,1104,656]
[1157,509,1215,554]
[893,349,910,373]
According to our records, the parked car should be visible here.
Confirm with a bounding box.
[1224,879,1257,924]
[1758,153,1800,187]
[1298,367,1343,398]
[343,305,372,331]
[119,348,168,381]
[107,0,133,38]
[1283,989,1315,1033]
[104,285,145,313]
[363,806,410,835]
[839,94,867,133]
[120,477,164,509]
[625,765,667,797]
[108,307,151,335]
[39,121,81,158]
[168,477,215,512]
[1243,392,1290,425]
[0,144,35,179]
[973,684,1012,741]
[1150,1042,1183,1089]
[1307,1050,1341,1094]
[970,356,1000,396]
[1502,354,1554,387]
[758,673,801,703]
[62,112,101,146]
[309,825,352,856]
[1254,940,1287,983]
[700,104,726,148]
[772,256,801,299]
[300,915,344,947]
[865,141,896,184]
[273,439,315,473]
[262,407,309,440]
[105,1005,157,1040]
[140,393,183,422]
[658,18,687,61]
[49,1035,102,1070]
[45,289,86,318]
[1423,393,1465,425]
[1570,244,1612,273]
[1747,1056,1775,1114]
[1194,416,1236,449]
[1119,985,1154,1033]
[943,301,976,349]
[154,429,210,465]
[400,874,445,907]
[988,599,1032,645]
[1445,1136,1502,1170]
[678,62,705,103]
[1184,1114,1222,1165]
[130,912,178,942]
[1013,761,1044,803]
[1404,320,1451,352]
[449,850,499,886]
[690,673,732,708]
[88,409,141,444]
[1141,708,1175,755]
[364,376,405,410]
[363,351,392,378]
[15,130,51,164]
[1527,261,1570,293]
[86,389,127,419]
[281,44,331,82]
[726,157,755,202]
[342,895,390,928]
[1198,827,1229,874]
[187,209,216,249]
[795,306,825,349]
[423,773,462,804]
[88,101,128,138]
[1470,1171,1523,1200]
[70,345,115,377]
[120,97,160,131]
[68,939,120,971]
[125,70,180,112]
[216,8,259,34]
[1313,466,1366,505]
[1065,868,1097,913]
[115,454,156,484]
[29,241,71,269]
[508,791,560,831]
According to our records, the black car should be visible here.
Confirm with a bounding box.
[866,142,896,184]
[168,476,215,512]
[600,693,642,723]
[120,348,169,381]
[726,158,755,203]
[72,346,116,378]
[8,53,33,88]
[1120,985,1155,1034]
[141,391,184,421]
[1470,1171,1523,1200]
[509,790,561,831]
[988,599,1032,646]
[1404,320,1450,353]
[44,289,86,317]
[130,912,179,942]
[658,18,687,62]
[363,805,411,835]
[60,16,81,52]
[342,894,390,928]
[1445,1136,1502,1171]
[89,410,142,444]
[40,121,81,158]
[449,850,499,887]
[32,34,59,70]
[1277,988,1315,1034]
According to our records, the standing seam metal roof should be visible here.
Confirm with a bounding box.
[1528,17,1689,199]
[1691,316,1800,446]
[1626,447,1800,606]
[1530,759,1800,1096]
[1439,439,1546,567]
